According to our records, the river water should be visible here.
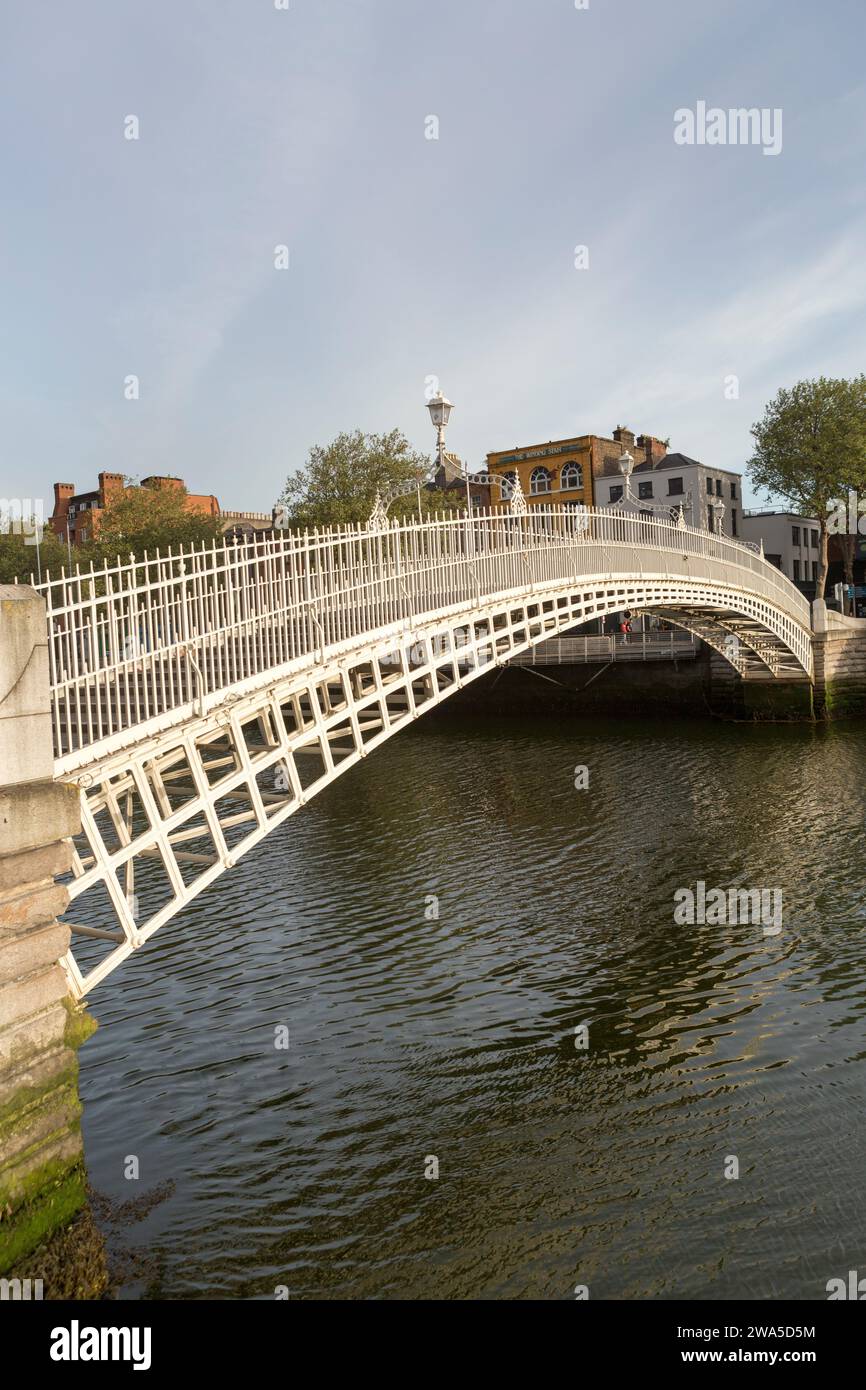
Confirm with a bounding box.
[78,710,866,1300]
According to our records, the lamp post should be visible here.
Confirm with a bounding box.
[426,389,471,513]
[426,390,453,471]
[615,450,636,638]
[618,449,635,504]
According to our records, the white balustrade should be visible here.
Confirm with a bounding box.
[28,505,813,771]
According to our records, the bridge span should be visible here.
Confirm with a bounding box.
[21,505,812,999]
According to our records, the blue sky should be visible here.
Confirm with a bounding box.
[2,0,865,515]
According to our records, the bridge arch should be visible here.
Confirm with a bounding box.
[31,507,812,997]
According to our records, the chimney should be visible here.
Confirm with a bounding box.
[141,475,184,493]
[612,426,636,450]
[51,483,74,535]
[637,434,668,466]
[98,472,125,505]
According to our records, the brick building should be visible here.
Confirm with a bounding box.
[485,426,668,509]
[50,473,221,545]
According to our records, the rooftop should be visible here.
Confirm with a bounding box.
[743,509,819,521]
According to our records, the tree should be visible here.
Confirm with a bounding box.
[278,428,462,529]
[0,523,71,585]
[747,376,866,601]
[94,479,225,560]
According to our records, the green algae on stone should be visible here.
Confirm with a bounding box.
[0,1160,87,1272]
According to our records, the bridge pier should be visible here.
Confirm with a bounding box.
[811,600,866,719]
[703,650,815,721]
[0,586,98,1282]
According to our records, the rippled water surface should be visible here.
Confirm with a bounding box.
[78,712,866,1299]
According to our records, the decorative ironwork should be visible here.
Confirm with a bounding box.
[509,476,527,516]
[29,506,814,999]
[467,471,527,515]
[368,490,391,530]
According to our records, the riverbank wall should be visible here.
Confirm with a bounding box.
[0,585,98,1285]
[812,602,866,720]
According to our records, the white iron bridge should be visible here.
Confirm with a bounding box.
[33,506,814,999]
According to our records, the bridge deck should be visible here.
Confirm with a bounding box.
[22,506,814,998]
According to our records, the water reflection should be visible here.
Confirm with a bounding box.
[78,714,866,1299]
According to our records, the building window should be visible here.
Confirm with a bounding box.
[706,478,713,496]
[730,482,737,500]
[812,561,817,581]
[715,479,722,497]
[707,506,715,532]
[638,481,653,499]
[731,507,738,536]
[792,525,800,545]
[668,478,684,496]
[561,462,583,491]
[609,485,623,503]
[811,529,818,549]
[793,560,801,580]
[530,466,551,495]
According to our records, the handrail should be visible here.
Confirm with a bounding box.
[30,505,812,764]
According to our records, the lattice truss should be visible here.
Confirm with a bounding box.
[647,608,808,678]
[59,577,812,998]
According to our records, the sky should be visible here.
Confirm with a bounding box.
[1,0,865,517]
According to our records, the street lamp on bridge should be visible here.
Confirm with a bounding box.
[618,449,636,504]
[426,389,453,468]
[426,388,473,513]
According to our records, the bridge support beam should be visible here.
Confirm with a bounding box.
[0,586,98,1283]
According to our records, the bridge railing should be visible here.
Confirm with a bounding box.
[29,506,811,766]
[510,632,699,665]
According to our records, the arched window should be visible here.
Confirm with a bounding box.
[530,466,551,495]
[500,470,517,498]
[561,462,583,491]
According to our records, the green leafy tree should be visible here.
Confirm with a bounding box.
[0,521,72,584]
[278,428,462,529]
[748,375,866,600]
[94,479,225,560]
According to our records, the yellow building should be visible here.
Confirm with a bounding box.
[485,427,668,510]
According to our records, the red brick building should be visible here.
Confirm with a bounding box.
[50,473,221,545]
